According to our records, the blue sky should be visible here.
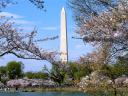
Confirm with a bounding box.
[0,0,94,72]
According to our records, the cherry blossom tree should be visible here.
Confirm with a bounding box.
[69,0,118,26]
[70,0,128,61]
[0,0,44,10]
[0,0,61,64]
[0,16,58,63]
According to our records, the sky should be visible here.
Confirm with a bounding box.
[0,0,94,72]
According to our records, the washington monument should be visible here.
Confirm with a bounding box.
[60,7,68,63]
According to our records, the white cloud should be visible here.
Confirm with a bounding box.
[75,44,85,49]
[11,19,34,25]
[19,26,35,31]
[41,27,58,31]
[0,12,23,19]
[0,12,58,32]
[0,12,34,25]
[0,12,36,32]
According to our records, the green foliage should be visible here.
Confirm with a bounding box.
[6,61,24,79]
[50,63,66,85]
[43,62,92,85]
[68,62,92,81]
[101,56,128,80]
[0,66,7,76]
[25,72,32,79]
[25,71,48,79]
[113,57,128,77]
[0,66,7,83]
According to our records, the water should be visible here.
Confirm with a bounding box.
[0,92,87,96]
[0,91,128,96]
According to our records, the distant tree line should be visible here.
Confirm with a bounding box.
[0,61,49,84]
[25,71,48,79]
[43,55,128,85]
[0,56,128,86]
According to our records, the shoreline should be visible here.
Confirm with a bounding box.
[22,87,80,92]
[0,87,81,92]
[0,87,128,96]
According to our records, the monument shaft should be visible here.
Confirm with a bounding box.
[60,7,68,63]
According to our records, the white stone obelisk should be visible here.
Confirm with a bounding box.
[60,7,68,63]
